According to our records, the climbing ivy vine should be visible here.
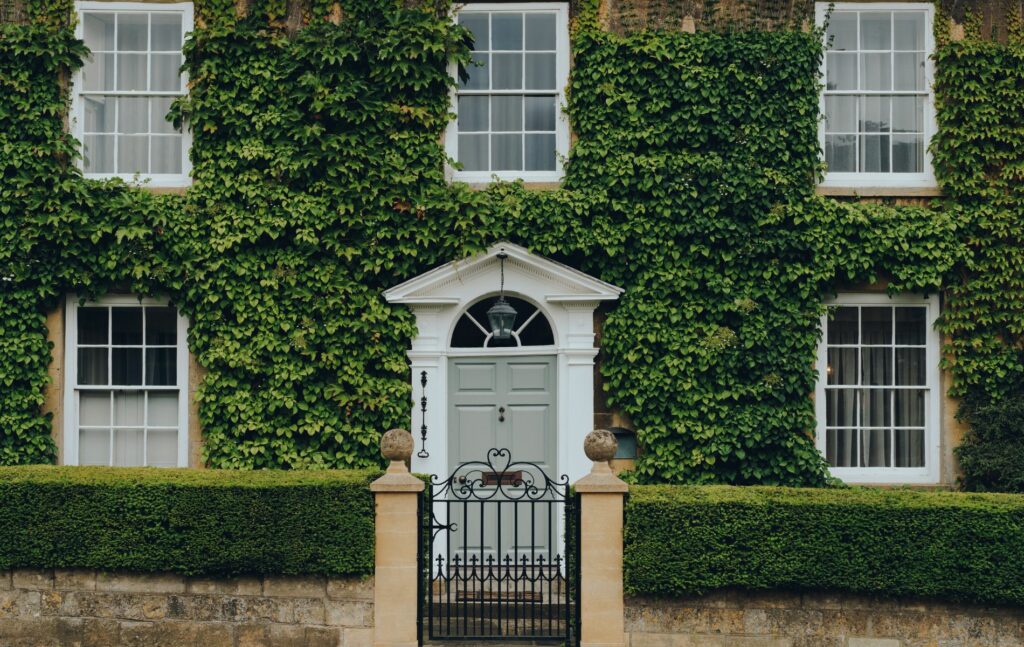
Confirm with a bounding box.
[0,0,1019,485]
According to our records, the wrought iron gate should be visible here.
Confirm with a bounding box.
[420,449,580,644]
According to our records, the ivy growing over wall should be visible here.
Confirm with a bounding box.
[0,0,1018,485]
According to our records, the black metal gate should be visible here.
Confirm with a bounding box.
[419,449,580,644]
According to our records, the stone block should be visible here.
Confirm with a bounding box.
[266,623,309,647]
[236,623,267,647]
[61,591,169,621]
[97,572,186,594]
[119,619,233,647]
[55,569,97,591]
[343,626,373,647]
[293,597,327,624]
[40,590,63,615]
[0,571,10,591]
[326,600,369,627]
[847,639,901,647]
[630,634,791,647]
[12,568,53,590]
[0,591,41,618]
[327,577,373,601]
[306,626,342,647]
[187,576,262,596]
[264,575,326,598]
[0,617,61,642]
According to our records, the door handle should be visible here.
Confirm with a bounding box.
[498,406,505,422]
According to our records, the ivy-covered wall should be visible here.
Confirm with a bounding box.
[1,0,1022,485]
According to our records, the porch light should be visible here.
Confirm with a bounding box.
[487,251,517,340]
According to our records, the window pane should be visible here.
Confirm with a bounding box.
[861,389,891,427]
[894,428,924,467]
[896,348,926,386]
[894,13,925,50]
[525,134,556,171]
[861,307,892,344]
[458,96,488,132]
[118,98,148,134]
[113,391,145,426]
[892,96,923,133]
[145,306,177,341]
[492,13,523,50]
[83,13,115,50]
[892,135,923,173]
[151,96,180,135]
[151,13,182,51]
[458,134,488,171]
[826,13,857,51]
[80,392,111,426]
[147,429,178,467]
[78,348,109,386]
[461,53,489,90]
[78,307,109,344]
[113,429,144,466]
[146,348,177,386]
[148,392,179,426]
[827,348,857,385]
[895,307,926,344]
[492,134,522,171]
[525,13,556,50]
[525,96,555,131]
[860,12,891,50]
[828,307,858,344]
[860,429,891,467]
[112,307,143,345]
[84,136,115,173]
[860,53,891,91]
[112,348,143,385]
[825,135,856,173]
[151,54,181,92]
[116,53,147,91]
[118,135,150,174]
[894,52,924,90]
[492,53,522,90]
[117,13,148,51]
[860,96,890,133]
[525,53,555,90]
[82,53,115,91]
[84,96,115,133]
[862,347,892,385]
[859,135,890,173]
[459,13,489,50]
[826,52,856,91]
[492,96,522,131]
[152,136,183,174]
[825,96,856,133]
[826,428,857,467]
[895,389,925,427]
[826,389,857,426]
[79,429,110,465]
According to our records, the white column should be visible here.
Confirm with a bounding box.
[406,305,454,478]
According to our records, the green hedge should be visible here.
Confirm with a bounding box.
[0,466,378,576]
[624,485,1024,606]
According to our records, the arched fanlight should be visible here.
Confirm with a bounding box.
[486,251,517,340]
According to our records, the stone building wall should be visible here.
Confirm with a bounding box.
[626,590,1024,647]
[0,569,373,647]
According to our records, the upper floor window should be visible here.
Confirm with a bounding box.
[815,293,940,484]
[64,295,189,467]
[446,3,570,184]
[73,2,193,187]
[816,3,936,189]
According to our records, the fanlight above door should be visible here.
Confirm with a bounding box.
[451,296,554,348]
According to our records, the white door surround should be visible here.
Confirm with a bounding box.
[383,242,623,483]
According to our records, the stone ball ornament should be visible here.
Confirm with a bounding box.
[380,428,414,461]
[584,429,618,463]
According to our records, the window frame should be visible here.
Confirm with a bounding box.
[815,2,937,190]
[72,1,194,188]
[445,2,571,184]
[815,292,941,484]
[62,293,190,467]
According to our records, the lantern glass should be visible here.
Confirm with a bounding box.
[487,297,517,340]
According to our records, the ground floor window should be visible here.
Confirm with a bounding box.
[64,295,188,466]
[816,292,940,483]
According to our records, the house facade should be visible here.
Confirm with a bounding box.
[4,0,1021,488]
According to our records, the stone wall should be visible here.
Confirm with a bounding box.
[0,569,373,647]
[626,590,1024,647]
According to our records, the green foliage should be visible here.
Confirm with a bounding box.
[625,484,1024,605]
[0,466,377,575]
[954,395,1024,492]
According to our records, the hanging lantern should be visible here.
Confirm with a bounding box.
[487,251,517,340]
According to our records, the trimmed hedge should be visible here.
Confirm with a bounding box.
[0,466,378,576]
[625,485,1024,606]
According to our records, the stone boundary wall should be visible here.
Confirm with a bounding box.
[626,590,1024,647]
[0,569,373,647]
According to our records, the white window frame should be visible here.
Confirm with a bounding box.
[815,2,937,190]
[62,294,190,467]
[445,2,571,184]
[815,292,941,484]
[72,1,194,188]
